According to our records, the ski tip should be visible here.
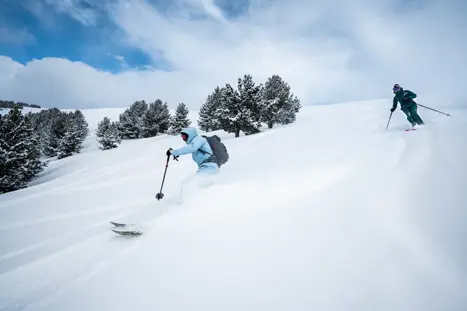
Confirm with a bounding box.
[110,221,136,227]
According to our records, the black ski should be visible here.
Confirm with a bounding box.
[111,228,143,236]
[110,221,142,236]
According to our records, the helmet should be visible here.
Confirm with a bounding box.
[393,84,401,92]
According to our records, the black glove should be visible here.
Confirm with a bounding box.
[390,107,396,112]
[166,148,173,156]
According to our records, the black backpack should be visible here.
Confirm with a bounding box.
[199,135,229,167]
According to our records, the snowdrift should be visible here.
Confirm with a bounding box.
[0,99,466,311]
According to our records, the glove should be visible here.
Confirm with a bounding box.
[390,107,396,112]
[166,148,173,156]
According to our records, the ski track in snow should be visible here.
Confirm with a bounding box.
[0,194,182,311]
[0,198,152,267]
[1,101,466,310]
[0,151,157,207]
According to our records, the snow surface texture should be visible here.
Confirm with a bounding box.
[1,99,466,311]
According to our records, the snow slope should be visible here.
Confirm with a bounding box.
[0,99,466,311]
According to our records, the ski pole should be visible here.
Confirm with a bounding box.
[155,154,179,200]
[417,103,451,116]
[386,111,393,131]
[155,155,170,200]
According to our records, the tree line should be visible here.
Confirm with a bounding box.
[96,73,301,148]
[0,100,41,109]
[95,100,191,150]
[0,73,300,194]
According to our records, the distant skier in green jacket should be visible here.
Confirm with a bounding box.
[390,84,425,127]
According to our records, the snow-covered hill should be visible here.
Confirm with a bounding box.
[1,99,466,311]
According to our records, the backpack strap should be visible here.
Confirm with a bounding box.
[197,137,212,156]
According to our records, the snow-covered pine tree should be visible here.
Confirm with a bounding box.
[140,99,171,138]
[42,112,69,157]
[169,102,191,135]
[24,110,44,148]
[27,108,61,153]
[218,83,240,137]
[156,100,171,134]
[198,86,224,132]
[278,93,301,125]
[56,130,78,159]
[119,100,148,139]
[56,114,84,159]
[118,111,135,139]
[260,74,294,129]
[96,117,121,150]
[71,110,89,142]
[237,75,263,135]
[141,101,160,138]
[0,105,46,194]
[219,74,263,137]
[56,110,90,158]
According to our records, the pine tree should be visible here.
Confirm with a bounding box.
[119,100,148,139]
[56,110,89,159]
[118,111,136,139]
[0,105,46,193]
[141,101,159,138]
[42,112,68,157]
[169,102,191,135]
[198,87,224,132]
[155,100,171,134]
[218,83,241,137]
[56,116,83,159]
[71,110,89,142]
[237,74,263,135]
[219,74,263,137]
[261,75,293,128]
[96,117,121,150]
[28,108,62,154]
[140,99,171,138]
[278,93,301,125]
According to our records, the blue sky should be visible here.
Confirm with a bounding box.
[0,0,466,109]
[0,0,254,73]
[0,0,164,72]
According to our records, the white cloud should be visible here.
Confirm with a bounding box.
[1,0,466,109]
[0,56,203,109]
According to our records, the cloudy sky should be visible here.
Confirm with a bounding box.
[0,0,466,110]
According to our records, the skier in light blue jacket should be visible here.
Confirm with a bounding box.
[166,127,219,174]
[167,127,218,202]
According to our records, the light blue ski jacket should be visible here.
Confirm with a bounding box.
[171,127,218,171]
